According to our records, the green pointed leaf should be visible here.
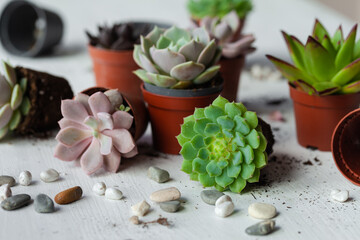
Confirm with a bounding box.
[231,151,243,165]
[192,158,207,174]
[190,172,199,181]
[240,145,254,164]
[243,111,258,129]
[254,150,267,168]
[321,35,336,59]
[217,116,235,130]
[8,110,21,131]
[335,25,357,71]
[246,129,260,149]
[247,168,260,183]
[184,115,195,123]
[215,168,234,188]
[212,96,229,110]
[229,177,246,193]
[133,69,151,83]
[204,123,220,136]
[191,134,205,149]
[194,108,205,119]
[146,72,177,88]
[180,142,197,161]
[293,80,316,95]
[193,65,220,84]
[10,84,23,110]
[233,132,245,147]
[20,97,31,116]
[217,159,229,169]
[146,26,164,44]
[313,82,341,96]
[206,160,222,177]
[227,163,241,178]
[234,115,250,135]
[198,147,210,160]
[340,80,360,94]
[215,184,226,192]
[156,35,172,49]
[225,102,243,119]
[282,31,305,70]
[133,45,143,68]
[204,136,214,145]
[181,121,196,138]
[240,162,255,179]
[199,173,215,187]
[204,105,224,122]
[331,25,344,51]
[331,58,360,85]
[2,61,16,87]
[257,132,268,153]
[194,118,212,135]
[20,78,27,92]
[312,19,330,41]
[354,39,360,59]
[140,36,153,57]
[177,134,190,147]
[164,26,191,42]
[222,129,233,138]
[235,102,247,113]
[181,160,193,173]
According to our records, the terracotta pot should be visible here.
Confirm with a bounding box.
[81,87,148,141]
[219,55,245,101]
[332,108,360,186]
[289,85,360,151]
[141,82,222,154]
[88,45,142,101]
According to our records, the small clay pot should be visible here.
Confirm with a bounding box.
[141,80,223,154]
[81,87,148,141]
[289,85,360,151]
[218,55,245,102]
[332,108,360,186]
[0,0,63,57]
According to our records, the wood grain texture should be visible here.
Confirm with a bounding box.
[0,0,358,240]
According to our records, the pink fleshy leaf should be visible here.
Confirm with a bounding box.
[56,127,92,147]
[112,111,133,130]
[54,137,92,161]
[97,112,114,131]
[88,92,112,116]
[83,116,98,130]
[103,147,121,173]
[104,89,123,112]
[122,145,138,158]
[0,103,13,129]
[61,99,89,123]
[0,75,11,106]
[80,138,103,175]
[99,133,112,155]
[58,118,89,130]
[103,129,135,154]
[74,93,91,115]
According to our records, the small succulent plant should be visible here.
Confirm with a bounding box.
[187,0,253,20]
[133,26,221,89]
[267,20,360,95]
[177,96,268,193]
[196,10,255,58]
[54,89,138,175]
[86,22,154,50]
[0,61,31,139]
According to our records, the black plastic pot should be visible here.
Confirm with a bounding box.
[0,0,64,57]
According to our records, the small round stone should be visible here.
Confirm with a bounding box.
[0,175,16,187]
[40,169,59,183]
[215,195,234,218]
[248,203,277,220]
[92,182,106,196]
[160,200,181,213]
[150,187,181,203]
[246,220,276,236]
[200,190,224,205]
[330,189,349,202]
[147,166,170,183]
[129,216,140,225]
[55,186,83,204]
[131,200,150,216]
[1,194,31,210]
[19,171,32,186]
[215,195,232,207]
[0,184,12,202]
[105,187,123,200]
[34,194,55,213]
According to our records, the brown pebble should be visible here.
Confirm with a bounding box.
[129,215,140,225]
[55,186,82,204]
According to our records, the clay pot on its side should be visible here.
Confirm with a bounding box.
[218,55,245,102]
[289,85,360,151]
[141,79,223,154]
[81,87,148,141]
[332,108,360,186]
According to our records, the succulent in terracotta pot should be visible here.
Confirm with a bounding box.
[0,61,73,139]
[266,19,360,151]
[54,89,138,175]
[177,96,273,193]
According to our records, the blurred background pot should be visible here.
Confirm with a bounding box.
[0,0,64,57]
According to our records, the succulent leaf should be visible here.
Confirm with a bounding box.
[354,39,360,59]
[331,58,360,85]
[335,24,357,71]
[193,65,220,84]
[146,72,177,88]
[340,79,360,94]
[0,126,8,139]
[312,19,330,41]
[9,110,21,131]
[197,39,217,66]
[282,32,306,70]
[2,61,17,87]
[170,61,205,81]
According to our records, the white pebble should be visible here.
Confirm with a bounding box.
[19,171,32,186]
[105,187,123,200]
[0,184,12,202]
[40,169,59,183]
[215,195,234,217]
[131,200,150,216]
[92,182,106,196]
[248,203,277,220]
[251,64,263,79]
[331,189,349,202]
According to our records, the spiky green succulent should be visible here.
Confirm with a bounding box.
[133,26,221,89]
[0,61,30,139]
[187,0,253,20]
[177,96,268,193]
[267,19,360,96]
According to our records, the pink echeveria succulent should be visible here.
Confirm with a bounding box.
[54,89,138,175]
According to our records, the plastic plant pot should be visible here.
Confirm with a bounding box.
[218,55,245,102]
[332,108,360,186]
[289,85,360,151]
[81,87,148,141]
[0,0,64,57]
[141,79,223,154]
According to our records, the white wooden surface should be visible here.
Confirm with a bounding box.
[0,0,359,239]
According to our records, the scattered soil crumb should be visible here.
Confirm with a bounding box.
[251,193,257,200]
[303,160,313,166]
[141,216,171,228]
[306,146,318,151]
[266,98,287,105]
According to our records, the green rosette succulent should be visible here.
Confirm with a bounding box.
[133,26,221,89]
[177,96,268,193]
[267,19,360,95]
[0,61,30,139]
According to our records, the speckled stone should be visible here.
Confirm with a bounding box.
[34,194,55,213]
[147,166,170,183]
[0,175,16,187]
[1,194,31,210]
[200,190,224,205]
[246,220,276,236]
[160,200,180,213]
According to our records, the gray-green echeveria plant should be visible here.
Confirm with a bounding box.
[196,10,255,58]
[177,96,268,193]
[133,26,222,89]
[0,61,30,139]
